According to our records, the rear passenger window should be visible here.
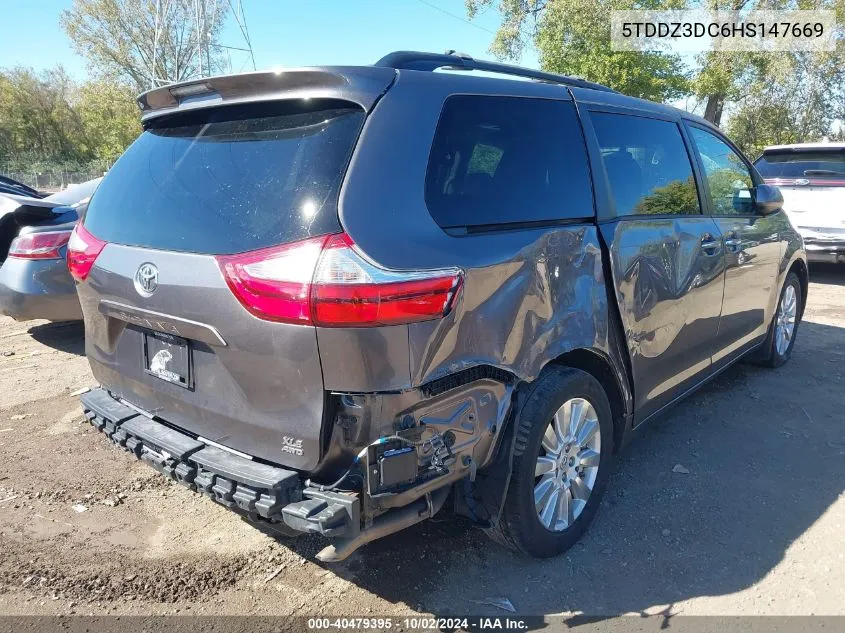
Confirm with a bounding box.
[425,96,593,228]
[591,113,701,217]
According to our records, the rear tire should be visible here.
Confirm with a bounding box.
[757,272,802,368]
[496,366,614,558]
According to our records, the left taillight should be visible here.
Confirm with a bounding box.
[310,233,463,327]
[216,235,330,324]
[8,230,72,260]
[215,232,463,327]
[66,223,106,281]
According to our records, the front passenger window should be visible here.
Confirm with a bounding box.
[689,127,755,215]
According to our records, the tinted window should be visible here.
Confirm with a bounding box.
[425,96,593,228]
[755,149,845,185]
[84,100,364,255]
[689,127,755,215]
[592,113,700,217]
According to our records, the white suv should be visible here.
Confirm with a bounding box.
[755,142,845,263]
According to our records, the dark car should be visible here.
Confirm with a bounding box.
[71,52,807,561]
[0,178,101,321]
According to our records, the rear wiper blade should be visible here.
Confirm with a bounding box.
[804,169,844,176]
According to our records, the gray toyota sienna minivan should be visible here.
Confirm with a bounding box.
[71,51,807,561]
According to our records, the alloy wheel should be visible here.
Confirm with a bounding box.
[775,284,797,356]
[533,397,601,532]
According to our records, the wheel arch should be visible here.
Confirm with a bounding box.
[467,345,632,534]
[546,347,630,454]
[788,258,808,319]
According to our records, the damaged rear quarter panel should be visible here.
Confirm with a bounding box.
[408,227,608,385]
[335,70,615,391]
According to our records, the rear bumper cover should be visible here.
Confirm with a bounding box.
[0,257,82,321]
[81,388,359,537]
[0,286,81,321]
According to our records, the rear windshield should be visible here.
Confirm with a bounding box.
[84,100,364,254]
[755,149,845,184]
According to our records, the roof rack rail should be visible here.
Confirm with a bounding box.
[374,50,617,94]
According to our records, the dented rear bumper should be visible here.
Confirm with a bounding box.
[80,373,516,560]
[81,388,359,539]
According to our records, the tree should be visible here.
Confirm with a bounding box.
[694,50,744,126]
[690,0,755,126]
[466,0,690,102]
[0,67,85,163]
[61,0,228,94]
[471,0,845,131]
[76,81,142,163]
[692,0,845,127]
[725,50,845,156]
[0,66,141,178]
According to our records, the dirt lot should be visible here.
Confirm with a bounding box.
[0,265,843,619]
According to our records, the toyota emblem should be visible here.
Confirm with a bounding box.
[134,263,159,297]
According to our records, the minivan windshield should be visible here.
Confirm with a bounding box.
[755,148,845,185]
[83,100,364,254]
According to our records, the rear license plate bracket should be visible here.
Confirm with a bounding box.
[142,329,192,389]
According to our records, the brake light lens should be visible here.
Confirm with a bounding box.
[216,235,330,324]
[216,233,463,327]
[66,223,106,281]
[311,233,462,326]
[8,230,72,260]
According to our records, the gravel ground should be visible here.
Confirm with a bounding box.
[0,265,843,619]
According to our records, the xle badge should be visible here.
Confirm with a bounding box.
[282,436,303,456]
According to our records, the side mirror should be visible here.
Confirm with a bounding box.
[754,184,783,215]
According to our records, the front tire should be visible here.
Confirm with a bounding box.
[758,271,802,367]
[497,366,614,558]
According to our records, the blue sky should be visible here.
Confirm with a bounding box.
[0,0,540,77]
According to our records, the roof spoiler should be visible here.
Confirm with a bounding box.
[136,66,397,123]
[0,194,66,225]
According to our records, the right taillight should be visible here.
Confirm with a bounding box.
[67,223,106,281]
[216,233,463,327]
